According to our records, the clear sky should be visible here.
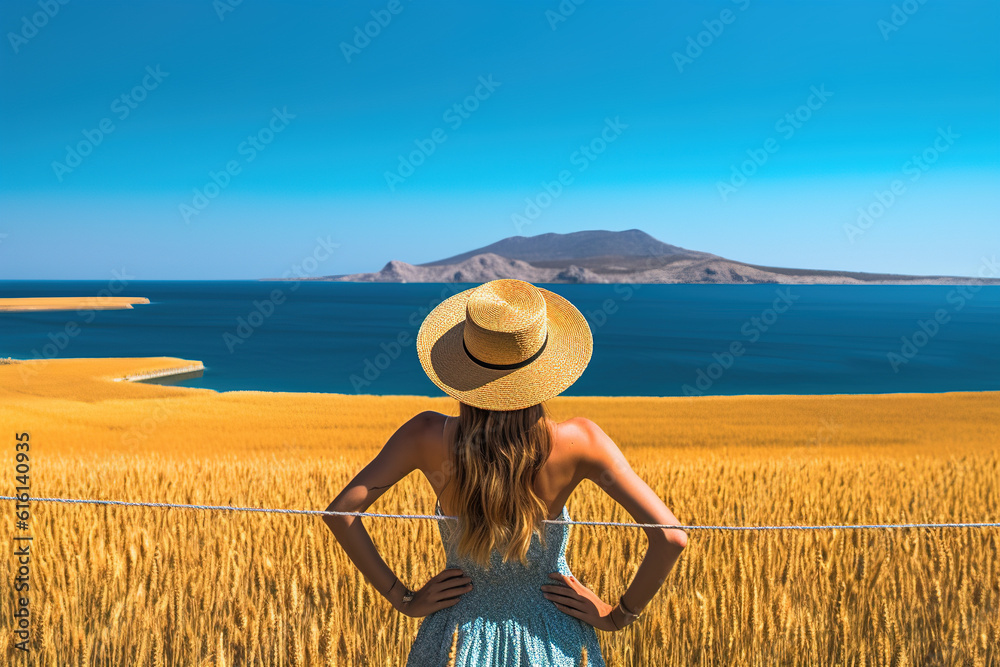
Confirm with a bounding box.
[1,0,997,279]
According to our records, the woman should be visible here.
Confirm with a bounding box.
[324,279,687,665]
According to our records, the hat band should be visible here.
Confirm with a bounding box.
[462,332,549,370]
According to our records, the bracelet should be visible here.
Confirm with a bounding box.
[618,595,641,624]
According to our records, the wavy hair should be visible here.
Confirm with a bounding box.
[441,400,554,567]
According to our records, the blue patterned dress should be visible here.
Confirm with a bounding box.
[405,499,607,666]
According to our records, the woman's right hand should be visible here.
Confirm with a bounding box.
[397,568,473,618]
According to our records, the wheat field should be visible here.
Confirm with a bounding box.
[1,357,998,665]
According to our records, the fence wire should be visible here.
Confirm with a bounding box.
[3,496,999,531]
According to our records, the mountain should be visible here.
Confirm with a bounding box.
[280,229,998,285]
[419,229,716,265]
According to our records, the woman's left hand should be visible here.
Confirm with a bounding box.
[541,572,616,631]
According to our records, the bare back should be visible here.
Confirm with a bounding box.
[421,413,589,521]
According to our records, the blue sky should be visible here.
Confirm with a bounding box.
[1,0,997,279]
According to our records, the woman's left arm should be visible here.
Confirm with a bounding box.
[322,411,433,611]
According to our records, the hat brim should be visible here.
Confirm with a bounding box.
[416,285,593,411]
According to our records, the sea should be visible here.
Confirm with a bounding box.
[1,281,997,397]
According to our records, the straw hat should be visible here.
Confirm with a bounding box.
[416,279,593,411]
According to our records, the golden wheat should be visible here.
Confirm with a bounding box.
[0,358,997,665]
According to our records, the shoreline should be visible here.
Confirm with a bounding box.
[1,354,997,400]
[2,356,997,458]
[0,296,151,312]
[111,362,206,384]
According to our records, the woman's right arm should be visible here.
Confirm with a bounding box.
[574,417,687,628]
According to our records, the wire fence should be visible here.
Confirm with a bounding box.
[2,496,999,531]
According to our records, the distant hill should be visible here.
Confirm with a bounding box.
[275,229,999,285]
[419,229,717,265]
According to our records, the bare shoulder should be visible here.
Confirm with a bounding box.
[556,416,684,542]
[412,410,442,431]
[551,415,598,443]
[553,416,627,482]
[547,416,589,459]
[410,410,448,444]
[387,411,441,458]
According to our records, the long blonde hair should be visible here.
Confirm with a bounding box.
[441,400,554,567]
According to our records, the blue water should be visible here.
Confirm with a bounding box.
[1,281,997,397]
